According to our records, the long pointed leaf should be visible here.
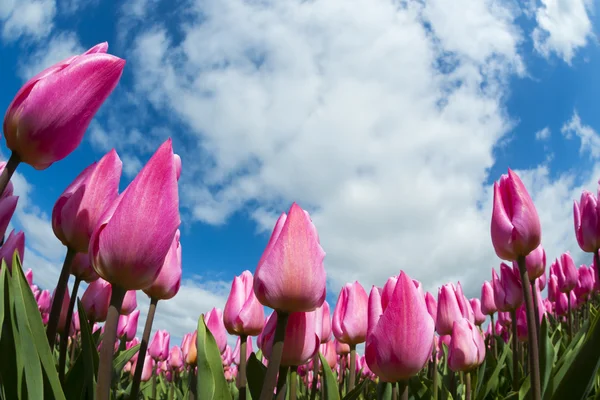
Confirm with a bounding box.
[246,353,266,400]
[319,352,341,400]
[196,314,232,400]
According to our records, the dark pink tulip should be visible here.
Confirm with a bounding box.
[365,271,434,382]
[315,300,332,342]
[52,288,71,334]
[25,268,33,286]
[0,196,18,241]
[335,339,351,355]
[320,340,337,369]
[90,139,180,290]
[120,289,137,315]
[537,272,547,291]
[81,277,111,322]
[425,292,437,322]
[70,252,99,283]
[455,282,474,323]
[148,329,170,361]
[575,265,594,300]
[491,169,541,260]
[498,311,512,327]
[170,345,183,370]
[222,345,233,366]
[223,270,264,336]
[573,190,600,253]
[52,149,122,253]
[367,286,383,337]
[205,308,228,354]
[253,203,326,313]
[492,264,523,312]
[233,336,254,365]
[70,311,80,336]
[261,310,320,366]
[516,306,528,342]
[3,44,125,170]
[470,298,486,326]
[548,274,559,302]
[0,229,25,270]
[517,243,546,281]
[448,318,486,372]
[436,283,463,335]
[555,252,578,293]
[381,276,398,311]
[555,293,569,316]
[37,289,51,316]
[117,309,139,341]
[332,281,369,345]
[543,299,553,314]
[480,281,497,316]
[132,354,154,382]
[143,230,182,300]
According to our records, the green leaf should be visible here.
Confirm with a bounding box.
[246,353,267,400]
[477,337,508,400]
[319,352,341,400]
[375,381,393,400]
[539,316,555,398]
[342,378,367,400]
[196,314,232,400]
[0,264,19,400]
[77,299,98,398]
[549,309,600,400]
[113,343,140,375]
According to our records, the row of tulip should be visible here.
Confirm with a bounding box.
[2,41,600,400]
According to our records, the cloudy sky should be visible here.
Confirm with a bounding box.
[1,0,599,344]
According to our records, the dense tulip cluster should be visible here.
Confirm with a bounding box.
[3,42,600,400]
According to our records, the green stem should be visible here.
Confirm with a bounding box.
[275,366,289,400]
[392,382,398,400]
[0,152,20,198]
[96,284,126,400]
[398,380,408,400]
[432,339,438,400]
[465,372,472,400]
[517,255,542,400]
[490,313,497,358]
[310,354,319,400]
[290,367,298,400]
[510,309,519,391]
[58,276,81,383]
[46,248,76,347]
[531,281,541,338]
[568,292,573,341]
[259,311,290,400]
[349,344,356,391]
[189,366,197,400]
[129,297,159,400]
[152,373,157,399]
[238,335,248,400]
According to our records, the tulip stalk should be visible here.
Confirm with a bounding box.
[567,293,573,340]
[490,314,497,358]
[46,248,76,347]
[58,276,81,382]
[398,381,408,400]
[465,372,472,400]
[517,256,541,400]
[530,282,540,337]
[97,285,127,399]
[310,354,319,400]
[130,297,159,400]
[290,367,298,400]
[0,153,19,198]
[510,309,519,391]
[349,344,357,391]
[238,335,248,400]
[432,340,438,400]
[276,365,289,399]
[259,311,289,400]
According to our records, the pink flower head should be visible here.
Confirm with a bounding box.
[223,270,265,336]
[332,281,369,345]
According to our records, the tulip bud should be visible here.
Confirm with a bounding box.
[332,281,369,345]
[117,309,140,341]
[573,190,600,253]
[436,283,464,335]
[205,308,228,354]
[143,230,182,300]
[537,272,547,291]
[70,252,99,283]
[470,298,486,326]
[223,270,264,336]
[491,169,541,260]
[492,264,523,312]
[3,44,125,169]
[80,277,111,322]
[367,286,383,338]
[0,229,25,270]
[335,339,350,355]
[149,330,170,361]
[381,276,398,311]
[448,318,486,372]
[315,301,332,342]
[480,281,497,316]
[517,243,546,282]
[320,340,338,369]
[261,311,320,366]
[253,203,326,313]
[548,274,559,302]
[120,289,137,315]
[424,292,437,322]
[555,252,577,293]
[170,345,183,370]
[575,265,594,301]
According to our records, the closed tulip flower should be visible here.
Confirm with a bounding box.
[575,265,594,300]
[333,281,369,345]
[261,311,320,366]
[81,278,111,322]
[492,264,523,312]
[253,203,326,313]
[70,252,99,282]
[368,286,383,337]
[170,346,183,370]
[315,300,332,342]
[491,169,541,260]
[448,318,486,372]
[223,270,264,336]
[320,340,338,369]
[52,149,122,253]
[480,281,497,316]
[117,309,139,341]
[436,283,464,335]
[548,274,559,302]
[143,230,181,300]
[0,195,17,241]
[3,43,125,170]
[0,229,25,270]
[335,339,351,355]
[133,355,154,382]
[121,289,137,315]
[182,331,197,365]
[425,292,438,322]
[381,276,398,311]
[470,298,486,326]
[537,272,547,291]
[148,330,170,361]
[365,271,434,382]
[573,190,600,253]
[205,308,228,354]
[555,252,578,293]
[518,243,546,282]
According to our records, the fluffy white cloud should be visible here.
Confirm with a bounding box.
[561,110,600,159]
[532,0,594,64]
[18,31,84,80]
[0,0,56,42]
[535,127,551,140]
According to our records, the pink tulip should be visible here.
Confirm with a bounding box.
[320,340,338,369]
[480,281,497,316]
[3,43,125,169]
[315,301,332,342]
[436,283,464,335]
[491,169,541,260]
[498,311,512,327]
[335,339,351,355]
[548,274,559,302]
[261,311,320,366]
[517,243,546,281]
[575,265,594,300]
[52,149,122,253]
[143,229,181,300]
[492,264,523,312]
[37,289,51,314]
[0,196,17,241]
[70,252,99,283]
[70,311,80,336]
[368,286,383,338]
[233,336,254,365]
[170,345,183,370]
[543,299,553,314]
[573,190,600,253]
[90,139,180,290]
[117,309,139,341]
[332,281,369,345]
[365,271,434,382]
[25,268,33,286]
[222,345,233,366]
[425,292,437,322]
[516,306,528,342]
[537,272,547,291]
[0,229,25,270]
[455,282,475,323]
[253,203,326,313]
[223,270,265,336]
[131,354,154,382]
[381,276,398,311]
[448,318,486,372]
[470,298,486,326]
[205,308,228,354]
[80,277,111,322]
[148,329,170,361]
[555,252,578,293]
[121,289,137,315]
[555,293,569,316]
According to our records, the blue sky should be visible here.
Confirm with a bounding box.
[1,0,600,342]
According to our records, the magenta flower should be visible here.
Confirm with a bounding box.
[332,281,369,345]
[480,281,497,316]
[80,277,111,322]
[117,309,139,341]
[261,310,320,366]
[573,190,600,253]
[425,292,438,322]
[143,230,182,300]
[517,243,546,282]
[223,270,265,336]
[0,229,25,270]
[555,252,578,293]
[448,318,486,372]
[70,252,99,283]
[205,308,228,354]
[492,264,523,312]
[470,298,486,326]
[148,330,170,361]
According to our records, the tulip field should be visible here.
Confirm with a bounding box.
[3,43,600,400]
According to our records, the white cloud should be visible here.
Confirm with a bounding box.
[0,0,56,42]
[18,31,84,80]
[532,0,594,64]
[535,126,551,140]
[561,110,600,159]
[58,0,98,14]
[121,154,143,178]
